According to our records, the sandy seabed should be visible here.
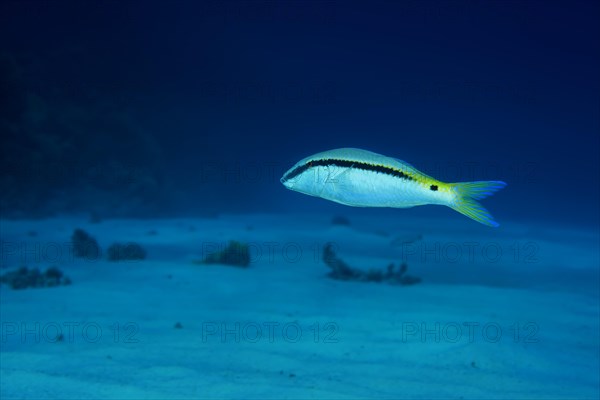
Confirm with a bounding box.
[1,213,598,399]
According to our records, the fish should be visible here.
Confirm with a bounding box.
[280,148,506,227]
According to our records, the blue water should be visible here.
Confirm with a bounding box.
[1,1,598,399]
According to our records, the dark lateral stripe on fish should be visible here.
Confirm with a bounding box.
[282,159,416,182]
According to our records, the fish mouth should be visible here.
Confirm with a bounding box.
[280,175,295,189]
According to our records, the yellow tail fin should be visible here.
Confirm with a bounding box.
[449,181,506,227]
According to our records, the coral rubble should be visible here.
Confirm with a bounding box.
[0,266,71,290]
[201,241,250,267]
[71,229,100,259]
[323,243,421,285]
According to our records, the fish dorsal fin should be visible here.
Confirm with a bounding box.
[391,157,417,170]
[390,157,436,181]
